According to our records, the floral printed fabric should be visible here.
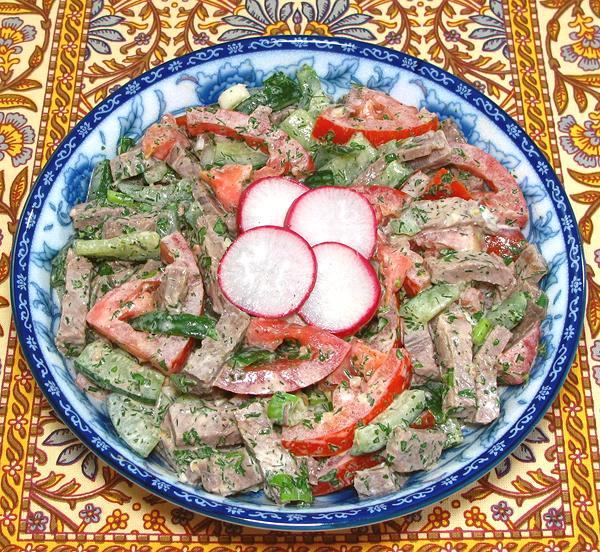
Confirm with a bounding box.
[1,0,600,550]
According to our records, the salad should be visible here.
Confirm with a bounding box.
[52,66,548,504]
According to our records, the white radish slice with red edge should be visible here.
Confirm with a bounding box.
[218,226,316,317]
[299,242,381,337]
[285,187,377,258]
[237,177,308,232]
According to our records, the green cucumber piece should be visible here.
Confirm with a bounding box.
[279,108,315,149]
[213,139,267,169]
[75,341,164,404]
[351,390,427,455]
[106,394,161,457]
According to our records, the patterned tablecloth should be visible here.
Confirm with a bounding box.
[1,0,599,549]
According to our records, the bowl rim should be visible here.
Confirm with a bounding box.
[10,35,587,531]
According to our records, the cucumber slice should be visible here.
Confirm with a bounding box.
[351,390,427,455]
[213,139,267,169]
[280,109,315,149]
[106,394,161,457]
[75,341,164,404]
[318,133,377,186]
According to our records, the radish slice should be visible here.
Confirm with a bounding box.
[218,226,316,317]
[300,242,381,337]
[237,177,308,232]
[285,187,377,258]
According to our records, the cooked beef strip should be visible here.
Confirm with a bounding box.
[353,157,387,187]
[400,171,430,199]
[407,132,452,171]
[166,397,242,448]
[413,225,482,253]
[192,181,234,314]
[449,167,487,193]
[425,251,515,289]
[386,426,445,472]
[402,319,440,380]
[156,262,190,313]
[515,244,548,284]
[458,286,484,313]
[365,294,400,354]
[70,202,125,230]
[388,235,432,294]
[472,325,512,424]
[431,307,476,416]
[497,321,541,385]
[102,213,158,239]
[56,249,93,356]
[166,142,202,180]
[354,463,407,498]
[110,146,163,179]
[180,305,250,394]
[234,402,303,504]
[440,118,467,144]
[90,259,162,304]
[395,130,450,162]
[186,448,263,495]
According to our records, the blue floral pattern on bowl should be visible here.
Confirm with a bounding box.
[11,36,585,531]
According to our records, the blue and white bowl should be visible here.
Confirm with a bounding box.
[11,36,585,531]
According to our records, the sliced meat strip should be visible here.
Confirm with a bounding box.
[406,132,452,171]
[110,146,163,179]
[156,262,190,313]
[180,305,250,394]
[425,251,515,289]
[394,130,449,162]
[514,244,548,284]
[440,118,467,144]
[186,448,263,496]
[459,286,484,313]
[431,307,476,416]
[402,320,440,380]
[387,235,431,297]
[234,402,303,504]
[102,213,158,239]
[354,463,407,498]
[166,142,202,180]
[400,171,430,199]
[70,202,125,230]
[413,225,482,253]
[166,398,242,448]
[473,325,512,424]
[192,182,232,314]
[352,157,387,187]
[385,426,445,472]
[56,249,93,356]
[497,321,541,385]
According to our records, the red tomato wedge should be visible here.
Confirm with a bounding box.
[141,114,191,160]
[312,89,438,147]
[448,143,528,227]
[311,452,382,496]
[376,242,413,305]
[201,164,253,212]
[484,229,527,261]
[420,168,472,201]
[325,339,387,386]
[184,107,313,178]
[282,347,412,456]
[410,409,437,429]
[353,186,409,223]
[214,318,351,395]
[87,234,201,373]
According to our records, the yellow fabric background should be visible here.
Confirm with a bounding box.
[1,0,599,549]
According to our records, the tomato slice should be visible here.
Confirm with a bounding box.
[484,229,527,262]
[201,164,253,212]
[312,89,438,147]
[214,318,351,395]
[353,186,408,223]
[448,143,528,228]
[282,347,412,456]
[141,114,191,160]
[185,107,313,178]
[420,168,472,201]
[311,452,382,496]
[410,409,437,429]
[498,321,541,385]
[325,338,387,387]
[87,234,201,373]
[376,241,413,304]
